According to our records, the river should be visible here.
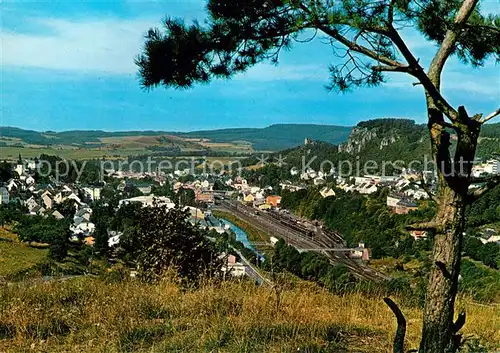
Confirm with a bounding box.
[220,219,265,262]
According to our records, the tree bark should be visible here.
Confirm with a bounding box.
[419,99,480,353]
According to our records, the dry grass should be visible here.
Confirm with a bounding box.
[0,273,498,353]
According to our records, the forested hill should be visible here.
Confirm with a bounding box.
[244,119,500,173]
[179,124,352,151]
[338,119,499,162]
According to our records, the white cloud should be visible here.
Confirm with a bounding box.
[1,17,157,74]
[1,16,330,83]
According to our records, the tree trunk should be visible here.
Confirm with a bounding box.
[419,101,480,353]
[419,187,465,353]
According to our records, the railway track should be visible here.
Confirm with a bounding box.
[215,199,389,282]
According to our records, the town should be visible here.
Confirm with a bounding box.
[2,152,499,282]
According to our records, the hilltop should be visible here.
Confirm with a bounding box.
[179,124,352,151]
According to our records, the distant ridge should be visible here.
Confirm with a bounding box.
[2,121,497,153]
[0,124,352,151]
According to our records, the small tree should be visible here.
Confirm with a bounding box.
[136,1,499,351]
[134,204,223,284]
[93,221,109,258]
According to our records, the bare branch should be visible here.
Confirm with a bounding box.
[387,0,396,24]
[480,108,500,123]
[435,261,452,280]
[318,24,405,68]
[372,64,410,72]
[406,221,439,231]
[385,26,459,121]
[453,312,466,333]
[428,0,480,88]
[383,297,406,353]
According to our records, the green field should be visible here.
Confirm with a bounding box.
[0,134,254,161]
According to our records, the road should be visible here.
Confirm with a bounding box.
[230,246,271,286]
[215,199,389,282]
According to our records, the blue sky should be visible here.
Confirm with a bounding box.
[1,0,499,132]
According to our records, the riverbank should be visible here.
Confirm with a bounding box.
[212,210,270,245]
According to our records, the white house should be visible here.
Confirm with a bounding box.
[484,235,500,244]
[26,160,37,170]
[14,164,24,176]
[25,196,39,213]
[51,210,65,220]
[83,187,101,201]
[387,194,403,208]
[358,183,378,195]
[71,221,95,235]
[118,195,175,209]
[137,186,152,195]
[313,177,325,186]
[25,175,35,185]
[42,193,53,210]
[6,179,19,192]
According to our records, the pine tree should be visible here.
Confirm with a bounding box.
[135,2,499,352]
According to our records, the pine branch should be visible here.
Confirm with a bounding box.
[298,2,406,70]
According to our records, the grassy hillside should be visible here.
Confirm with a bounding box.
[0,274,498,353]
[0,228,48,278]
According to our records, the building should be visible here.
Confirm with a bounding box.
[410,230,428,240]
[222,254,247,277]
[195,190,215,204]
[319,187,336,198]
[358,183,378,195]
[266,195,281,208]
[83,187,101,201]
[14,164,24,176]
[41,193,53,210]
[243,193,255,204]
[387,194,402,208]
[313,177,325,186]
[395,200,418,214]
[137,186,152,195]
[118,195,175,208]
[351,242,370,261]
[0,187,9,205]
